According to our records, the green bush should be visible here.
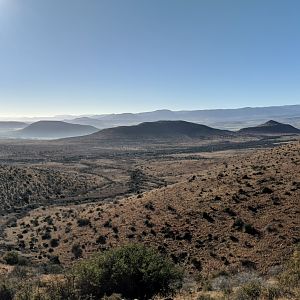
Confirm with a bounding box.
[72,243,183,299]
[3,252,19,266]
[2,251,28,266]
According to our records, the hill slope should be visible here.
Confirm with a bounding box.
[69,120,234,143]
[15,121,98,139]
[0,121,28,130]
[6,142,300,275]
[239,120,300,135]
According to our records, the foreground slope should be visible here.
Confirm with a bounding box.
[6,142,300,275]
[15,121,98,139]
[239,120,300,135]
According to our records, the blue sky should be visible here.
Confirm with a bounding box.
[0,0,299,117]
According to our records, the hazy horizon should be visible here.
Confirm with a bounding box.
[0,103,299,121]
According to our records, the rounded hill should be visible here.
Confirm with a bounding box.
[239,120,300,135]
[15,121,98,139]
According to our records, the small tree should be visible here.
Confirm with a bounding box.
[72,243,183,299]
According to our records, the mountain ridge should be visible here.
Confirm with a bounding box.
[63,120,234,143]
[14,121,99,139]
[239,120,300,135]
[64,105,300,130]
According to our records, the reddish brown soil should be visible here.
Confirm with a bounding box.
[5,142,300,275]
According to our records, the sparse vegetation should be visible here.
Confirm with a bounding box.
[0,244,183,300]
[0,129,299,300]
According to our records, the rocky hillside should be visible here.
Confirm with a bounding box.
[5,142,300,275]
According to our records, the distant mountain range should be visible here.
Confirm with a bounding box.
[0,105,300,140]
[12,121,98,139]
[65,105,300,130]
[2,105,300,131]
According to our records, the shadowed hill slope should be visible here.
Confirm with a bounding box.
[0,122,28,130]
[66,120,234,143]
[239,120,300,135]
[15,121,98,139]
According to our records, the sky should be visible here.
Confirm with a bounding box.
[0,0,299,117]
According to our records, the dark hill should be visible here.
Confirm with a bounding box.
[78,120,234,142]
[239,120,300,135]
[15,121,98,139]
[0,121,28,130]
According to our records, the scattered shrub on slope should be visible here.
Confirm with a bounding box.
[73,243,183,299]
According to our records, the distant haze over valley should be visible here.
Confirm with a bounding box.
[1,104,300,131]
[0,104,299,140]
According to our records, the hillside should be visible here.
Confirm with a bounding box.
[239,120,300,135]
[0,165,105,214]
[14,121,98,139]
[0,121,28,130]
[68,120,233,143]
[5,142,300,275]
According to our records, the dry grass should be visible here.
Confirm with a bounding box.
[3,142,299,276]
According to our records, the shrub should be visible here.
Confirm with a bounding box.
[38,277,79,300]
[279,247,300,289]
[3,252,19,266]
[264,284,282,300]
[9,266,29,279]
[50,239,60,248]
[277,247,300,299]
[72,243,183,299]
[0,280,15,300]
[71,244,82,259]
[234,280,262,300]
[2,251,27,266]
[77,218,91,227]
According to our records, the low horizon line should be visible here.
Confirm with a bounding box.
[0,103,299,120]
